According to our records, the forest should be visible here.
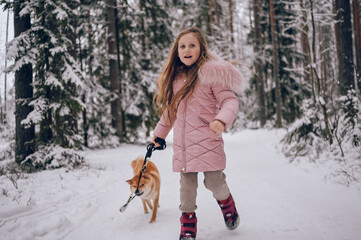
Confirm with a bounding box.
[0,0,360,184]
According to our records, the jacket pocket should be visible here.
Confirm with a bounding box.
[198,116,221,136]
[198,116,210,126]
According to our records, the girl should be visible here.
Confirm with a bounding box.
[153,27,243,240]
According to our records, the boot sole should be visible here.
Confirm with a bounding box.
[226,215,240,230]
[180,237,196,240]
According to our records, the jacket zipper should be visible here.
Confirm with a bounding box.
[182,107,187,172]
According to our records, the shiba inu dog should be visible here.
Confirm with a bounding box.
[126,156,161,223]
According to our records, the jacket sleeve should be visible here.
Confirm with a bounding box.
[153,109,173,139]
[211,85,239,130]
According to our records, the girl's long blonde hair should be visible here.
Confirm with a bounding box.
[153,27,212,124]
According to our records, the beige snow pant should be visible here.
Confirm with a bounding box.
[179,170,231,213]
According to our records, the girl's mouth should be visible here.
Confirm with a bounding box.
[184,56,192,58]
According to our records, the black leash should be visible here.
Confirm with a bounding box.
[120,137,166,213]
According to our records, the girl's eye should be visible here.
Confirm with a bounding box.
[179,45,185,49]
[190,44,195,48]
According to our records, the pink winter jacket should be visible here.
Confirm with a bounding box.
[153,57,243,173]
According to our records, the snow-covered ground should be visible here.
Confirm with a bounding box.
[0,129,360,240]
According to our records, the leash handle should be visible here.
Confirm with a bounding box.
[145,137,166,159]
[154,137,166,150]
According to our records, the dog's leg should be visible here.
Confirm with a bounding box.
[146,200,153,210]
[149,193,160,223]
[142,199,149,214]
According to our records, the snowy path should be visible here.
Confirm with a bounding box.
[1,130,360,240]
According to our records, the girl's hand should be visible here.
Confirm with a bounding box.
[209,120,226,133]
[152,136,161,148]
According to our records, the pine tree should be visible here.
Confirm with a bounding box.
[6,0,84,168]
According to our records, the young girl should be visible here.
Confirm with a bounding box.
[153,27,243,240]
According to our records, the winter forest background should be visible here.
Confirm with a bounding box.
[0,0,360,185]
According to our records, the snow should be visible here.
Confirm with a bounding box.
[53,7,67,21]
[1,129,361,240]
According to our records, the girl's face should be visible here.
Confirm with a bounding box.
[178,33,201,66]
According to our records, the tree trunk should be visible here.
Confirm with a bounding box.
[82,94,88,147]
[300,0,311,83]
[4,8,10,124]
[139,0,146,65]
[353,0,361,94]
[65,0,79,145]
[228,0,234,43]
[320,27,327,93]
[253,0,266,127]
[208,0,214,35]
[269,0,282,128]
[106,0,123,142]
[334,0,355,95]
[213,0,220,25]
[310,0,333,144]
[14,0,35,164]
[78,9,88,147]
[115,0,126,138]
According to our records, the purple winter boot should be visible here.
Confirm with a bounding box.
[217,194,240,230]
[179,212,197,240]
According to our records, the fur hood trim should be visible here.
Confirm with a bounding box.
[198,55,244,94]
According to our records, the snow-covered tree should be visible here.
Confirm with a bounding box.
[77,0,118,148]
[282,0,361,184]
[247,0,308,127]
[116,0,173,142]
[5,0,84,169]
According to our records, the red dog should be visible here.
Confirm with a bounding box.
[126,156,161,223]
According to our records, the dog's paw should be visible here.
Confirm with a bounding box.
[149,218,156,223]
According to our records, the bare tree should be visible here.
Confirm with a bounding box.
[353,0,361,94]
[213,0,220,25]
[269,0,282,128]
[334,0,355,95]
[208,0,214,36]
[253,0,266,126]
[3,8,10,124]
[309,0,333,144]
[228,0,234,43]
[300,0,311,83]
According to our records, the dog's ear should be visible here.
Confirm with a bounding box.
[126,179,132,185]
